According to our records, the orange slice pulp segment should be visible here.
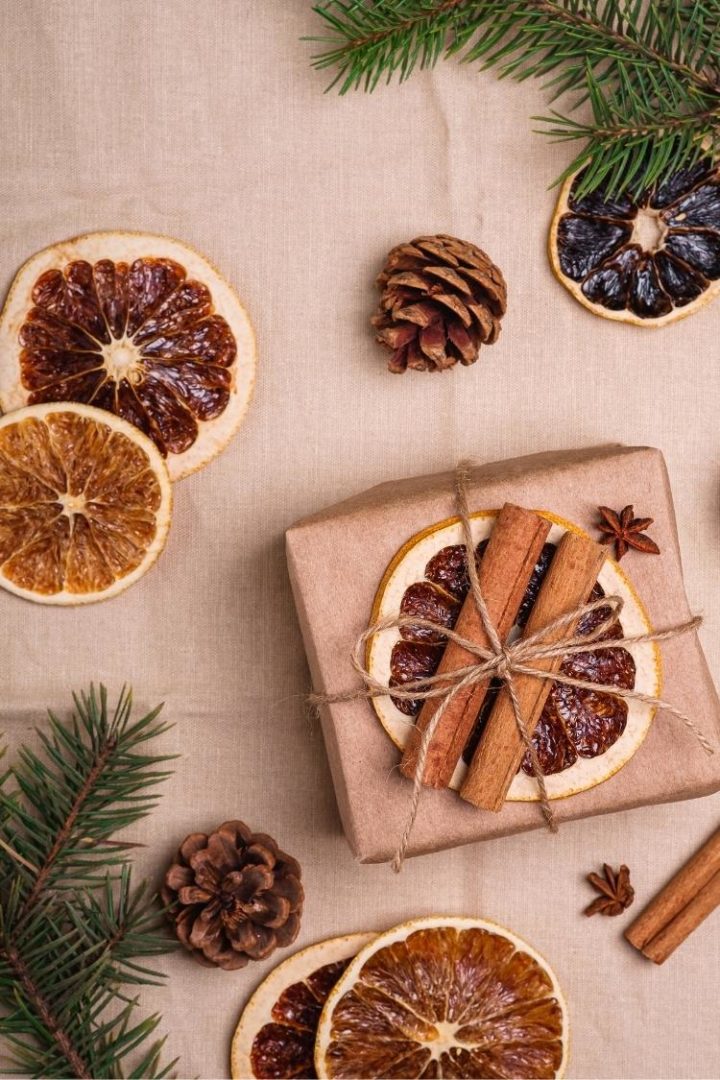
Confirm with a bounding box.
[0,402,171,604]
[316,917,569,1079]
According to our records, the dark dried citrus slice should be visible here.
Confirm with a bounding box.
[369,511,660,800]
[0,232,255,479]
[0,402,171,604]
[549,158,720,324]
[389,543,634,780]
[316,916,568,1079]
[231,933,375,1079]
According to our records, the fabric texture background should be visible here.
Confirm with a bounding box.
[0,3,718,1078]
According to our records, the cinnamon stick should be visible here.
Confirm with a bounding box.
[460,531,606,811]
[400,504,550,789]
[625,828,720,964]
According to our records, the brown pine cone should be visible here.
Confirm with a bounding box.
[161,820,303,970]
[371,234,507,373]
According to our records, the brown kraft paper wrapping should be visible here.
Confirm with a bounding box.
[286,445,720,863]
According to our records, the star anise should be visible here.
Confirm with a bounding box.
[585,863,635,917]
[596,505,660,561]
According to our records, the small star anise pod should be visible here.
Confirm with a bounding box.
[585,863,635,917]
[596,505,660,561]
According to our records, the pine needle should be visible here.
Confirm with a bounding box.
[0,837,39,874]
[0,686,178,1079]
[309,0,720,195]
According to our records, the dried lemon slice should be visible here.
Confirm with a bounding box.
[549,158,720,325]
[0,232,256,479]
[231,932,375,1079]
[367,511,661,800]
[0,402,171,604]
[316,916,569,1079]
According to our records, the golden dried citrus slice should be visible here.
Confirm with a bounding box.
[0,232,256,479]
[0,402,171,604]
[368,511,661,800]
[549,158,720,325]
[231,932,375,1079]
[316,916,568,1079]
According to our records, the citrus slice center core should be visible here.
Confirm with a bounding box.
[59,492,87,516]
[103,338,142,383]
[416,1019,469,1057]
[631,207,667,252]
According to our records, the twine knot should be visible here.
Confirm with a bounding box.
[494,645,514,681]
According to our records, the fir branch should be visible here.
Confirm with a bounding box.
[309,0,720,194]
[0,685,174,917]
[0,687,178,1079]
[17,721,117,920]
[4,940,91,1079]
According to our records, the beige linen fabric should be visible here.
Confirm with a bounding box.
[0,2,718,1078]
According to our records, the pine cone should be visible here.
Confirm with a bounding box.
[161,820,303,971]
[372,234,507,373]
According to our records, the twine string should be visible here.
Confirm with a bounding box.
[309,464,711,872]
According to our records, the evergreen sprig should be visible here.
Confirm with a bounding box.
[310,1,720,196]
[0,686,178,1079]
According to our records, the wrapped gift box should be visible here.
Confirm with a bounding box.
[286,446,720,862]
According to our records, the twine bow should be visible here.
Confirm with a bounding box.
[310,463,712,872]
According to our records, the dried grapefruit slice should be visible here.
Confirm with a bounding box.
[0,402,171,604]
[231,932,375,1079]
[549,158,720,325]
[316,916,568,1079]
[367,511,661,800]
[0,232,256,479]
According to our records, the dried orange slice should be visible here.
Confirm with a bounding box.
[367,511,661,800]
[549,158,720,325]
[316,916,568,1079]
[0,402,171,604]
[0,232,256,479]
[231,932,375,1079]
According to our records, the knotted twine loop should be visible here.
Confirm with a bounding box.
[309,463,711,872]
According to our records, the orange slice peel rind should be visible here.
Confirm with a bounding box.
[367,511,661,801]
[549,159,720,326]
[0,231,256,479]
[315,915,569,1080]
[0,402,172,605]
[231,932,376,1080]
